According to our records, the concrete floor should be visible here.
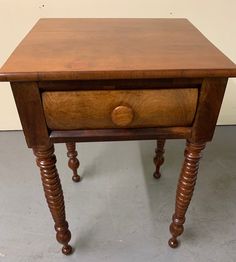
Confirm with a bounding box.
[0,126,235,262]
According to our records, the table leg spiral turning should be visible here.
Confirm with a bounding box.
[66,142,81,182]
[168,141,206,248]
[33,144,73,255]
[153,139,166,179]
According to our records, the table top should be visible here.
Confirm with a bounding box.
[0,18,236,81]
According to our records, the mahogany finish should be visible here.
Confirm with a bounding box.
[11,82,49,147]
[153,139,166,179]
[50,127,192,143]
[1,19,236,81]
[66,142,81,182]
[0,19,236,255]
[191,78,228,142]
[169,141,206,248]
[38,78,202,91]
[33,144,72,255]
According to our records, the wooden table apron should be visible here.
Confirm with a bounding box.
[11,78,227,147]
[1,18,236,256]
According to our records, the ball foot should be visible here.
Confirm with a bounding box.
[62,245,73,255]
[168,237,179,248]
[153,171,161,179]
[72,175,81,183]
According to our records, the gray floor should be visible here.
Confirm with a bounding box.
[0,126,235,262]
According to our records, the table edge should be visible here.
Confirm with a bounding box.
[1,68,236,82]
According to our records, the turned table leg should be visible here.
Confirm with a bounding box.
[153,139,166,179]
[66,142,81,182]
[33,144,73,255]
[168,141,206,248]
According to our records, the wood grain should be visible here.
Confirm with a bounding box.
[111,105,134,127]
[42,89,198,130]
[1,19,236,81]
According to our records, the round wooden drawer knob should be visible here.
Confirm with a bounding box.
[111,105,134,127]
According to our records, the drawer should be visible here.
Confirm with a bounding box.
[42,89,198,130]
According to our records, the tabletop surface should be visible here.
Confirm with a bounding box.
[1,18,236,81]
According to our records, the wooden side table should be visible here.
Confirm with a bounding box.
[0,18,236,255]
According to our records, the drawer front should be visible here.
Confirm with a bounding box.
[42,89,198,130]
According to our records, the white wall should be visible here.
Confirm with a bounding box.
[0,0,236,130]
